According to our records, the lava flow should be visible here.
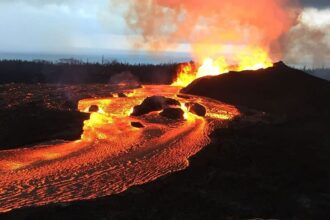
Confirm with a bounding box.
[0,85,239,213]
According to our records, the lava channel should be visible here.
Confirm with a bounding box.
[0,85,240,213]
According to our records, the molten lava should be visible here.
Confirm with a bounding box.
[0,85,239,213]
[172,47,273,87]
[197,57,229,79]
[236,47,273,71]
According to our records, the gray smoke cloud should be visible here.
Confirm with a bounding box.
[283,8,330,67]
[284,24,330,67]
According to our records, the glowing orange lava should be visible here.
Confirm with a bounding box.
[172,47,273,87]
[0,85,240,213]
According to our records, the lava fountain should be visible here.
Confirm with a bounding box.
[172,46,274,87]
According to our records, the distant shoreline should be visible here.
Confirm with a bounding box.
[0,51,193,65]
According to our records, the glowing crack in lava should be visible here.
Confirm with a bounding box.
[0,85,239,213]
[172,47,273,87]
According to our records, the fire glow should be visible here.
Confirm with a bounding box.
[0,85,240,213]
[172,46,273,87]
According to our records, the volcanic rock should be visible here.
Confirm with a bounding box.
[165,98,181,106]
[88,105,99,112]
[131,96,181,116]
[176,94,191,99]
[182,61,330,118]
[186,102,207,117]
[159,108,184,120]
[131,96,165,116]
[131,121,145,128]
[118,92,127,97]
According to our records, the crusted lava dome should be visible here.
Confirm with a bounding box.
[131,96,181,116]
[159,108,184,120]
[185,102,207,117]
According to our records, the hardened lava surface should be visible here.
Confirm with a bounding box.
[0,85,239,213]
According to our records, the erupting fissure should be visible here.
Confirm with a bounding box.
[172,46,273,87]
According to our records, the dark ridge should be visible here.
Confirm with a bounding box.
[182,62,330,118]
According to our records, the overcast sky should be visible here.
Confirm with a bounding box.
[0,0,329,58]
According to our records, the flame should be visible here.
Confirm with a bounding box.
[180,103,190,121]
[172,46,273,87]
[236,47,273,71]
[196,57,229,78]
[171,63,196,87]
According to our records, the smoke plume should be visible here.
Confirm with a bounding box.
[283,8,330,67]
[112,0,299,62]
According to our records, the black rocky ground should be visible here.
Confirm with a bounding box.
[2,113,329,220]
[0,83,138,150]
[1,63,330,219]
[0,106,89,150]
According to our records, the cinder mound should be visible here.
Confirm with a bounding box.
[182,62,330,118]
[159,108,184,120]
[131,96,181,116]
